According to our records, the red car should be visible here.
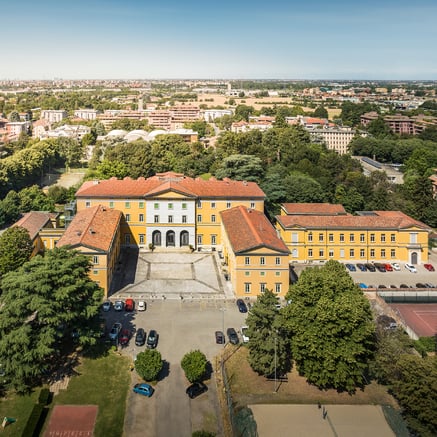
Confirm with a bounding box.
[384,263,393,272]
[119,329,131,346]
[424,263,435,272]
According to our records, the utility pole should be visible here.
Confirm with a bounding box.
[274,334,277,393]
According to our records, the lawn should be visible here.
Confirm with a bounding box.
[224,347,397,407]
[48,349,131,436]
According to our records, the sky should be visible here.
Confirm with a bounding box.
[1,0,437,80]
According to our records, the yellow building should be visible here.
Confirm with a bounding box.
[221,206,290,297]
[276,203,431,265]
[56,205,122,296]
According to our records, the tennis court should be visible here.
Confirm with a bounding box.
[389,303,437,337]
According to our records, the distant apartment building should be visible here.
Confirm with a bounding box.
[147,110,171,129]
[45,124,91,141]
[361,112,437,135]
[309,126,357,155]
[202,109,233,122]
[41,110,68,123]
[6,121,31,140]
[169,106,201,129]
[74,109,100,120]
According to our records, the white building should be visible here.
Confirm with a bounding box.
[40,110,68,123]
[202,109,233,122]
[74,109,100,120]
[309,127,358,155]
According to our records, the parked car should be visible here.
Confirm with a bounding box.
[378,284,387,289]
[215,331,225,344]
[138,301,146,311]
[405,263,417,273]
[374,263,386,272]
[358,283,367,289]
[125,298,134,312]
[236,299,248,313]
[345,263,356,272]
[227,328,239,345]
[135,328,146,346]
[356,263,366,271]
[186,382,208,399]
[133,383,154,397]
[391,262,401,271]
[384,264,393,272]
[241,326,249,343]
[114,300,124,311]
[424,263,435,272]
[147,329,158,348]
[102,300,111,312]
[400,284,409,288]
[425,283,436,288]
[109,322,122,340]
[119,329,131,346]
[415,283,426,289]
[365,263,376,272]
[390,285,397,289]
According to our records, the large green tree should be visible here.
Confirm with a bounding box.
[135,349,163,381]
[215,154,264,182]
[0,247,103,392]
[246,290,290,377]
[181,350,208,383]
[283,260,375,392]
[0,227,33,277]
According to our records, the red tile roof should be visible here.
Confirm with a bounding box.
[276,211,431,231]
[76,172,265,199]
[13,211,56,240]
[281,203,347,215]
[57,205,122,252]
[221,206,289,254]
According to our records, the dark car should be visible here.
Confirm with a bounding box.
[378,284,387,289]
[365,263,376,272]
[345,263,356,272]
[399,284,409,288]
[186,382,208,399]
[374,263,386,272]
[147,329,158,348]
[119,329,131,346]
[227,327,239,345]
[356,263,367,272]
[415,283,426,288]
[215,331,225,344]
[135,328,146,346]
[236,299,247,313]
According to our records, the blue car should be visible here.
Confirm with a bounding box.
[133,383,154,397]
[358,283,368,289]
[356,263,367,272]
[345,263,356,272]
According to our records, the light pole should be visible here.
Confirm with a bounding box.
[274,334,277,393]
[221,307,226,347]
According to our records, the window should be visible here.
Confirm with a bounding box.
[197,235,203,245]
[182,215,187,223]
[154,215,159,223]
[125,201,130,209]
[319,233,324,242]
[211,202,216,209]
[197,214,202,223]
[275,257,281,265]
[360,233,365,243]
[370,233,375,243]
[381,234,386,242]
[139,234,145,244]
[329,233,334,243]
[319,249,324,257]
[349,234,355,242]
[350,249,354,257]
[139,202,144,209]
[410,233,418,244]
[360,249,365,257]
[381,249,386,257]
[275,271,280,276]
[275,283,281,294]
[139,213,144,222]
[308,232,313,242]
[245,257,250,265]
[168,203,173,210]
[292,233,298,243]
[340,249,345,258]
[260,257,265,265]
[391,249,396,258]
[125,234,131,245]
[93,270,98,275]
[197,200,202,208]
[154,203,159,210]
[370,248,375,257]
[109,201,114,208]
[211,235,216,245]
[245,271,250,276]
[125,214,130,222]
[391,234,396,242]
[260,283,267,293]
[86,201,91,208]
[182,203,187,210]
[168,215,173,223]
[329,249,334,257]
[308,249,313,257]
[93,255,99,264]
[226,202,231,208]
[250,202,255,209]
[260,271,266,276]
[291,249,298,258]
[244,283,251,294]
[211,214,216,223]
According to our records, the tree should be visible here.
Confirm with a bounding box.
[283,260,375,392]
[366,117,392,138]
[0,247,103,391]
[8,111,20,122]
[234,104,254,122]
[47,185,69,204]
[246,290,290,377]
[181,350,208,383]
[135,349,163,381]
[313,106,328,119]
[94,159,129,179]
[18,185,55,212]
[0,227,33,277]
[215,154,264,183]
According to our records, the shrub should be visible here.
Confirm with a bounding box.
[181,350,208,383]
[135,350,163,381]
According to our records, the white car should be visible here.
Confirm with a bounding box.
[391,262,401,271]
[241,326,249,343]
[138,301,146,311]
[405,263,417,273]
[114,300,124,311]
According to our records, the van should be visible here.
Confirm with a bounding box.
[125,298,134,311]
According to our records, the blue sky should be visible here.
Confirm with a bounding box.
[2,0,436,80]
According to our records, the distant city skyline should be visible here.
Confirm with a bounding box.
[2,0,437,80]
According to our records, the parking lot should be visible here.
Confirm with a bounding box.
[103,298,248,437]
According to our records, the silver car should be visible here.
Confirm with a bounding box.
[109,322,122,340]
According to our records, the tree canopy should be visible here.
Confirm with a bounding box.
[135,349,163,381]
[180,350,208,383]
[0,226,33,277]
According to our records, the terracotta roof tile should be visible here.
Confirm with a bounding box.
[281,203,347,215]
[221,206,289,254]
[57,205,122,252]
[76,172,265,199]
[13,211,55,240]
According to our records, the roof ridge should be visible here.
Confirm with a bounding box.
[241,206,263,246]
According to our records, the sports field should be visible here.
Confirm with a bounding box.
[389,303,437,337]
